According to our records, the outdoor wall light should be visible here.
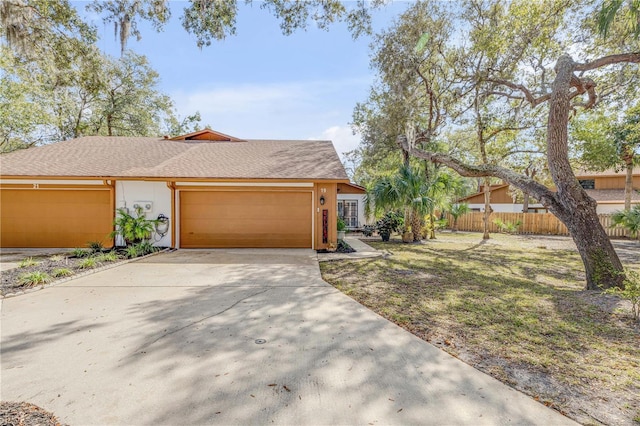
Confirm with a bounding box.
[320,195,326,205]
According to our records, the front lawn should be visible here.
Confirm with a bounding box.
[320,232,640,425]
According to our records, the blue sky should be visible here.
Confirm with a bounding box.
[80,1,411,161]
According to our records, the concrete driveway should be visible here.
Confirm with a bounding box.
[1,249,575,425]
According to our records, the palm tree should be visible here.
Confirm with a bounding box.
[612,205,640,241]
[366,165,433,242]
[449,203,471,232]
[598,0,640,39]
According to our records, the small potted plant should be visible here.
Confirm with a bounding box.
[337,217,347,241]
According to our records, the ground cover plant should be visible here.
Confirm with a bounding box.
[320,232,640,425]
[1,243,160,296]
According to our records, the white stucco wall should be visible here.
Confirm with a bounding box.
[467,203,546,213]
[596,203,639,214]
[115,180,172,247]
[338,193,370,228]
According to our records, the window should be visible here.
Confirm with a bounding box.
[337,200,358,228]
[579,179,595,189]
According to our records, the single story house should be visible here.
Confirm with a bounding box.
[0,129,351,250]
[457,168,640,214]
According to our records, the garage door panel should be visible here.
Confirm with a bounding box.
[0,189,113,248]
[180,191,312,248]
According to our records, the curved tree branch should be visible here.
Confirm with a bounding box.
[575,52,640,71]
[397,135,561,211]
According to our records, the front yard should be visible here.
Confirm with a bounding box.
[320,232,640,425]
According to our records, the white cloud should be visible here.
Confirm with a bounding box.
[313,125,361,161]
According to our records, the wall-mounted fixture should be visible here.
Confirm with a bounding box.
[133,201,153,213]
[319,195,325,205]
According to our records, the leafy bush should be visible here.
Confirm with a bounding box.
[18,257,38,268]
[71,248,90,258]
[124,245,140,259]
[95,251,118,262]
[362,225,375,237]
[611,205,640,240]
[448,203,470,231]
[52,268,74,278]
[375,211,404,242]
[18,271,52,287]
[137,241,157,256]
[493,218,522,234]
[337,217,347,232]
[88,241,105,253]
[604,268,640,321]
[111,206,157,246]
[78,257,98,269]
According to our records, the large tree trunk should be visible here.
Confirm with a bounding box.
[552,199,623,290]
[543,54,623,290]
[411,211,423,242]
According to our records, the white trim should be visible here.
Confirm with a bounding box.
[0,179,105,185]
[174,182,314,187]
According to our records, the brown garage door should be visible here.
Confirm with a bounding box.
[0,189,113,248]
[180,191,312,248]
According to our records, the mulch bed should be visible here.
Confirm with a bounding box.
[0,401,65,426]
[1,256,87,296]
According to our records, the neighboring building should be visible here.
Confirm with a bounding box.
[337,182,367,230]
[457,168,640,214]
[0,129,350,249]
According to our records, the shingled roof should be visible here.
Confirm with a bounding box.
[0,135,349,180]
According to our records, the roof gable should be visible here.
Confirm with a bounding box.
[169,129,245,142]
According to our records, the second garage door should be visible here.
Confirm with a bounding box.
[0,188,113,248]
[180,190,312,248]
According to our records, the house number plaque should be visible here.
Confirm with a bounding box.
[322,209,328,244]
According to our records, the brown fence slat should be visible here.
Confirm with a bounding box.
[446,212,624,237]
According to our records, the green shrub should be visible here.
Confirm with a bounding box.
[124,245,140,259]
[493,218,522,234]
[611,205,640,240]
[52,268,74,278]
[18,257,38,268]
[375,211,404,241]
[605,268,640,321]
[111,206,157,246]
[78,257,98,269]
[337,217,347,232]
[18,271,52,287]
[72,247,90,258]
[88,241,105,253]
[95,251,118,262]
[137,241,157,256]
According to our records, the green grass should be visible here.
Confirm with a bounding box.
[18,257,38,268]
[18,271,52,287]
[320,233,640,424]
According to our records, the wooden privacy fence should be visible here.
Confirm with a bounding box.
[445,212,628,238]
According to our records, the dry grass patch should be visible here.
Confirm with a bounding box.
[320,233,640,425]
